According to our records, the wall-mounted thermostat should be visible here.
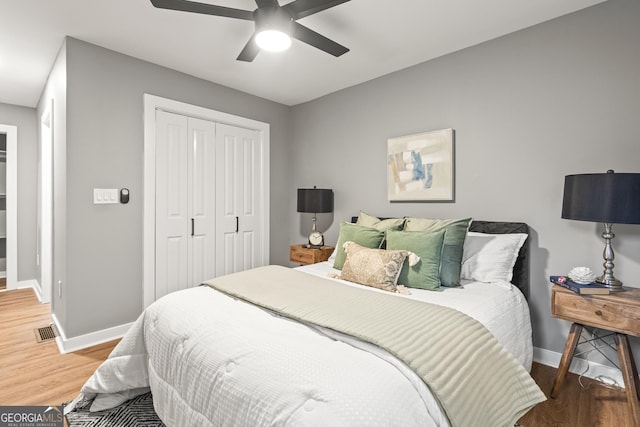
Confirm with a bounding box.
[120,188,130,204]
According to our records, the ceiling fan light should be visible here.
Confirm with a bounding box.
[255,30,291,52]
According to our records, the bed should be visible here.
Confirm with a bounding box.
[66,217,545,427]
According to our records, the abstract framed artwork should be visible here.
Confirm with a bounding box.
[387,128,455,202]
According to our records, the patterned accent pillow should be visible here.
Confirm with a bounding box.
[338,241,417,293]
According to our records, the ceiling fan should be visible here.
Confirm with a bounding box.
[150,0,351,62]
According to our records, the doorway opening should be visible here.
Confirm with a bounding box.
[0,124,18,291]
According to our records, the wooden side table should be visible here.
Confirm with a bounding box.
[290,245,335,265]
[550,285,640,425]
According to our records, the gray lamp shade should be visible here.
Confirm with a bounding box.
[297,188,334,213]
[562,172,640,224]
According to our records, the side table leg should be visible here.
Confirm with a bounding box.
[550,323,583,398]
[615,333,640,426]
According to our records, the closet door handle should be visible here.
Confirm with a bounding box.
[191,218,195,236]
[235,216,239,233]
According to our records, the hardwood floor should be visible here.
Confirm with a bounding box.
[0,287,635,425]
[0,277,6,291]
[519,361,633,426]
[0,288,118,406]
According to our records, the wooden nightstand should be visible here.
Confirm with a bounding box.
[290,245,335,265]
[550,285,640,425]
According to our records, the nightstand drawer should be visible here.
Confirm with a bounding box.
[290,245,334,265]
[290,246,316,264]
[552,286,640,337]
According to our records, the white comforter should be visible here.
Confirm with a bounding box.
[70,264,533,427]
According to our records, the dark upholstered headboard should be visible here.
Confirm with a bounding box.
[350,217,530,300]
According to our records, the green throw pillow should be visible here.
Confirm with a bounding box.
[404,217,472,287]
[386,229,445,290]
[356,211,405,231]
[333,222,386,270]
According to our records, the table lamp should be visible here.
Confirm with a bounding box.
[561,170,640,291]
[297,187,333,247]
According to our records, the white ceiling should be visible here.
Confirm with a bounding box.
[1,0,605,108]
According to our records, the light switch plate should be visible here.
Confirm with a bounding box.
[93,188,119,204]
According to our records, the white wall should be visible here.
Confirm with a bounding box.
[290,0,640,364]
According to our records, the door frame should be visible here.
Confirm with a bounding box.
[0,124,18,290]
[38,101,53,303]
[142,94,270,308]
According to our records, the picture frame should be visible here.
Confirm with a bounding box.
[387,128,455,202]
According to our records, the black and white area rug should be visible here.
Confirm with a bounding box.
[66,393,165,427]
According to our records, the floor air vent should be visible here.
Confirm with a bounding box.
[34,325,57,343]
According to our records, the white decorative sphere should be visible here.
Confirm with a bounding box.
[568,266,596,284]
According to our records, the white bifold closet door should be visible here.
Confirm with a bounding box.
[215,123,262,276]
[155,111,263,301]
[156,111,216,299]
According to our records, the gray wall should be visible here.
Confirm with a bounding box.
[31,0,640,365]
[0,102,38,283]
[290,0,640,363]
[42,38,291,338]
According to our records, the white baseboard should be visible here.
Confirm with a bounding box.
[51,312,132,354]
[17,279,42,302]
[533,346,624,388]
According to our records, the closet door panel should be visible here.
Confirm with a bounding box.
[215,123,263,274]
[242,138,255,216]
[242,230,255,270]
[216,131,240,275]
[187,118,216,286]
[222,233,237,275]
[165,237,184,295]
[156,111,189,300]
[239,131,262,269]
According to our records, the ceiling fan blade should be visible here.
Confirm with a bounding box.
[150,0,254,21]
[283,0,351,19]
[254,0,279,8]
[237,35,261,62]
[292,22,348,57]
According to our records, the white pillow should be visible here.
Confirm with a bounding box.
[460,232,527,283]
[327,247,337,263]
